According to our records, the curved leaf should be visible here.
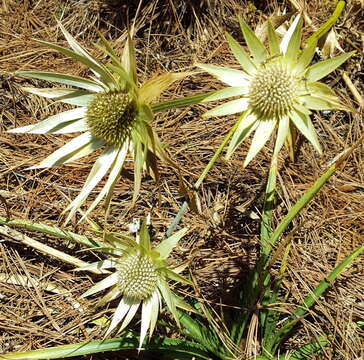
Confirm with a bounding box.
[0,335,212,360]
[16,71,103,91]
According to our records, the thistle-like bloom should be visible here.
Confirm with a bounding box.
[78,221,192,349]
[197,15,354,166]
[9,24,188,222]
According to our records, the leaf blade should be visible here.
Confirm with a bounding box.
[64,146,119,222]
[225,32,256,74]
[239,17,268,64]
[306,51,355,82]
[155,227,188,259]
[196,63,249,87]
[16,71,103,91]
[244,119,276,167]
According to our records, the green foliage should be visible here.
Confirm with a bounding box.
[0,335,213,360]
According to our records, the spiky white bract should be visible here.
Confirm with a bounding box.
[78,221,192,350]
[10,24,189,222]
[197,15,354,166]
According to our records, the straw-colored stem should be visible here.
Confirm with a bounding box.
[0,216,102,248]
[0,273,84,311]
[0,225,106,274]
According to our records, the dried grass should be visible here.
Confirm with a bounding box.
[0,0,363,358]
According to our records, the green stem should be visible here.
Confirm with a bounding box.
[273,243,364,350]
[165,202,189,238]
[258,156,347,313]
[165,119,240,237]
[268,164,335,251]
[269,133,364,252]
[305,1,346,47]
[258,154,278,352]
[193,120,239,189]
[151,91,217,113]
[260,154,278,258]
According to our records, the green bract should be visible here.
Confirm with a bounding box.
[78,221,192,350]
[197,15,354,166]
[9,24,189,222]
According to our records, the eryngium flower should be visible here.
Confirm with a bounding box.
[9,24,188,222]
[78,221,192,349]
[197,15,354,166]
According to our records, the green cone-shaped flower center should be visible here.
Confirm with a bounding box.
[117,252,158,300]
[86,91,137,146]
[249,64,298,118]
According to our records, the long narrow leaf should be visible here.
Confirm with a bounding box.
[80,272,118,298]
[0,216,102,247]
[178,310,229,359]
[139,72,190,104]
[121,34,137,84]
[267,21,280,56]
[295,40,317,75]
[22,87,93,107]
[268,164,336,253]
[155,227,188,259]
[280,15,302,58]
[261,242,292,354]
[36,40,115,88]
[273,243,364,349]
[244,119,276,167]
[201,86,246,102]
[0,335,212,360]
[47,118,88,134]
[16,71,103,92]
[82,142,128,220]
[9,107,86,134]
[225,112,257,159]
[290,109,322,155]
[28,133,104,169]
[260,154,278,258]
[278,336,329,360]
[132,134,144,205]
[52,22,116,86]
[196,63,249,87]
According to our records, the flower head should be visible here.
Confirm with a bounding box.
[78,220,192,349]
[197,15,354,166]
[10,24,188,222]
